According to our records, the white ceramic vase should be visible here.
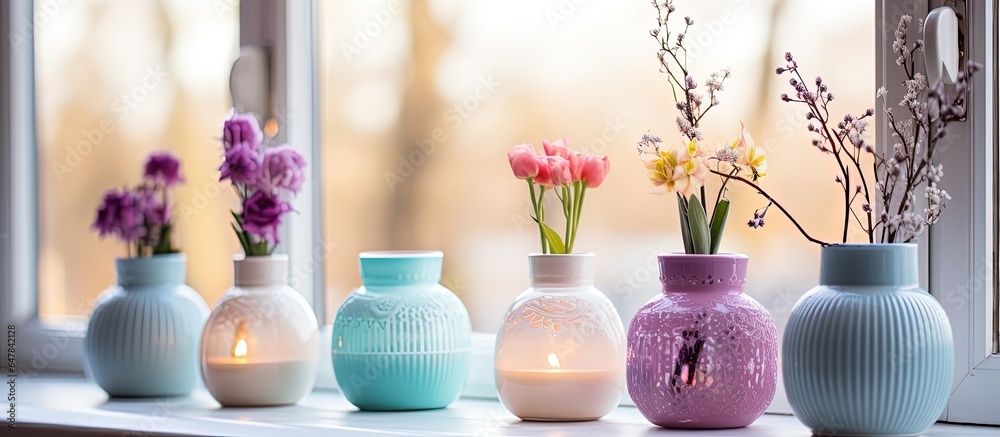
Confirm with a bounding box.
[200,254,320,407]
[494,253,626,421]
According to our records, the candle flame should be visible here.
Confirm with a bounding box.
[547,353,560,370]
[233,339,248,359]
[232,321,249,360]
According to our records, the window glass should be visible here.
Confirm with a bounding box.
[35,0,240,317]
[318,0,875,348]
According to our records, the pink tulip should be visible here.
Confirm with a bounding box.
[542,137,571,158]
[568,151,585,182]
[508,143,539,179]
[534,153,553,187]
[547,155,572,186]
[580,154,610,188]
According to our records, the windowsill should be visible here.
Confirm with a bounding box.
[13,376,996,436]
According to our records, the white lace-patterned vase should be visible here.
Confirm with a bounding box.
[200,254,320,407]
[494,253,626,421]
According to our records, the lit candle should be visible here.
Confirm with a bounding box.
[496,352,623,421]
[202,321,315,407]
[233,338,247,363]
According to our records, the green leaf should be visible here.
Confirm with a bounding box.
[677,194,694,254]
[244,233,269,256]
[230,210,243,226]
[253,241,269,256]
[687,194,711,254]
[540,222,566,254]
[709,199,730,254]
[245,232,266,256]
[152,224,176,255]
[231,223,250,254]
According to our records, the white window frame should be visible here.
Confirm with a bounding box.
[238,0,325,324]
[0,0,87,375]
[0,0,325,375]
[928,0,1000,425]
[877,0,1000,426]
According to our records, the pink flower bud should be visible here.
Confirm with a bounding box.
[534,153,553,187]
[568,151,585,182]
[547,155,572,186]
[580,154,610,188]
[542,137,571,158]
[507,144,539,180]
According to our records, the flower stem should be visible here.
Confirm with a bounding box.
[714,168,737,215]
[699,185,707,214]
[570,184,586,253]
[563,185,572,253]
[709,169,830,246]
[527,179,547,254]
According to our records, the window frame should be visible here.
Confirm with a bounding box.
[1,0,326,375]
[0,0,33,329]
[0,0,84,375]
[238,0,326,324]
[886,0,1000,426]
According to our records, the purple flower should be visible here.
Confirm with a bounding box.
[223,111,263,151]
[136,187,169,226]
[241,190,292,244]
[143,151,184,187]
[92,189,146,242]
[261,144,307,194]
[219,143,262,185]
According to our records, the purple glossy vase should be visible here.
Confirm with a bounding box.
[626,254,777,429]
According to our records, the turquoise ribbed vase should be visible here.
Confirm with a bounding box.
[783,244,953,436]
[332,251,472,410]
[85,254,209,397]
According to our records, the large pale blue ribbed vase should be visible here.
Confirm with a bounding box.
[332,251,472,410]
[85,254,209,397]
[783,244,953,436]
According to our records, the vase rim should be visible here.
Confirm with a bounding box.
[820,243,918,286]
[528,252,596,258]
[360,250,443,259]
[115,253,186,263]
[823,243,917,248]
[116,253,186,287]
[233,253,289,262]
[656,252,749,293]
[233,253,289,286]
[658,252,748,259]
[359,250,443,287]
[528,252,595,287]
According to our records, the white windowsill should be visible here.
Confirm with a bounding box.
[12,376,997,437]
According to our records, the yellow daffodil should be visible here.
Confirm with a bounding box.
[641,141,708,196]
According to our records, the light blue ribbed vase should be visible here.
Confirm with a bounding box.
[783,244,953,436]
[332,251,472,411]
[85,254,209,397]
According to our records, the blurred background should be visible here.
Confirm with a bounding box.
[36,0,876,340]
[318,0,875,330]
[35,0,240,316]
